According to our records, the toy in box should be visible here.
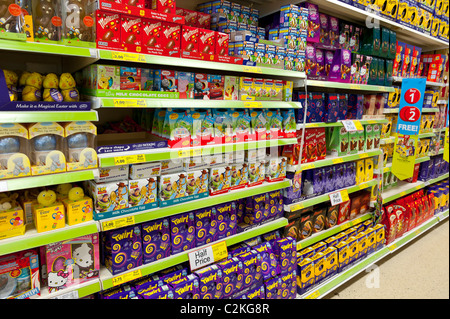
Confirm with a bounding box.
[0,123,31,180]
[230,162,248,190]
[185,169,209,196]
[28,122,66,176]
[213,108,234,144]
[247,160,265,187]
[265,157,287,182]
[224,76,239,100]
[0,192,25,240]
[62,186,93,226]
[0,249,40,299]
[32,189,65,233]
[63,121,97,172]
[88,180,128,214]
[102,225,143,275]
[90,65,120,90]
[159,173,187,202]
[41,234,99,293]
[230,109,251,143]
[248,109,267,141]
[163,109,192,148]
[209,165,232,195]
[128,178,158,207]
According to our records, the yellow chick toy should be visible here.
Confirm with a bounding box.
[37,190,57,207]
[68,187,85,201]
[19,71,31,87]
[3,70,18,86]
[22,85,42,101]
[43,73,59,89]
[56,183,73,199]
[59,73,77,90]
[25,72,43,89]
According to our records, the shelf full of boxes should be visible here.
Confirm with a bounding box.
[0,0,448,300]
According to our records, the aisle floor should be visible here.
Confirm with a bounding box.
[325,219,449,299]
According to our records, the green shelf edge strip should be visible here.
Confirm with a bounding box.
[5,169,96,192]
[382,173,449,204]
[100,218,288,290]
[296,214,372,250]
[98,49,306,79]
[0,39,95,57]
[76,281,102,299]
[97,97,302,109]
[301,208,450,299]
[288,179,378,212]
[304,119,388,129]
[301,246,391,299]
[0,222,99,256]
[99,139,298,167]
[306,80,395,92]
[300,150,382,171]
[1,111,98,123]
[103,180,292,229]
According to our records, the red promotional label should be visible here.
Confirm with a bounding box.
[399,106,421,122]
[403,88,421,104]
[8,4,22,16]
[52,16,62,27]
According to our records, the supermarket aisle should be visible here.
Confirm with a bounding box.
[326,219,449,299]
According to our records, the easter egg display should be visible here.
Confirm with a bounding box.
[63,121,98,172]
[0,123,31,180]
[32,189,66,233]
[0,192,26,240]
[63,186,94,226]
[29,122,66,176]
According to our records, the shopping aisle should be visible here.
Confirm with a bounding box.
[326,219,449,299]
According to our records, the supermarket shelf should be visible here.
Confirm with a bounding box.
[379,156,431,173]
[285,179,378,213]
[0,111,98,123]
[305,80,395,93]
[383,108,440,114]
[296,214,372,250]
[98,138,298,167]
[301,0,449,51]
[98,49,306,80]
[437,100,448,105]
[0,169,98,193]
[381,132,438,145]
[0,39,97,58]
[382,173,449,204]
[98,179,292,231]
[99,217,288,290]
[288,149,382,172]
[0,221,99,256]
[91,96,302,109]
[300,209,449,299]
[37,279,102,299]
[298,119,388,130]
[392,77,447,87]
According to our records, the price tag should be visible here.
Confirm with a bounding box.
[329,189,350,206]
[242,66,262,74]
[306,290,321,299]
[177,148,202,158]
[358,152,369,159]
[244,101,263,108]
[388,244,397,251]
[189,241,228,271]
[102,216,136,231]
[111,51,146,63]
[332,158,344,164]
[290,203,304,212]
[113,99,147,108]
[112,269,142,287]
[0,181,8,193]
[51,290,79,299]
[114,154,146,166]
[302,163,316,170]
[342,120,364,132]
[349,84,361,90]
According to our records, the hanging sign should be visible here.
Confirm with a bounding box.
[391,78,426,180]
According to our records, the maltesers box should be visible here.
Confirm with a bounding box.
[96,11,122,51]
[181,25,200,59]
[121,15,143,52]
[142,19,164,56]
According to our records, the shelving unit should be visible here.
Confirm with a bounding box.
[0,0,448,301]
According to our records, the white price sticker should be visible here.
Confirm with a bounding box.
[329,190,350,206]
[189,241,227,271]
[342,120,364,132]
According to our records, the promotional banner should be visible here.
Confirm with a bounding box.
[392,78,426,180]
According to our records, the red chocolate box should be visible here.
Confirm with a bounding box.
[181,25,200,59]
[121,15,143,52]
[142,19,164,55]
[199,28,216,56]
[96,11,122,50]
[152,0,176,14]
[215,31,229,56]
[162,22,181,57]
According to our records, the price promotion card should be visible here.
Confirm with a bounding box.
[392,78,426,180]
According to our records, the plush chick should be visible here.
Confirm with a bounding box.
[68,187,85,201]
[3,70,18,86]
[37,190,57,207]
[56,183,73,197]
[59,73,77,90]
[25,72,43,89]
[43,73,59,89]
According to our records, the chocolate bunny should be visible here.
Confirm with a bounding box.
[34,0,61,41]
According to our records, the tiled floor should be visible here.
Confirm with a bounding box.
[325,219,449,299]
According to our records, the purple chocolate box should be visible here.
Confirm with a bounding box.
[170,212,196,254]
[238,250,263,289]
[170,274,201,299]
[253,242,280,280]
[103,225,143,275]
[195,206,218,247]
[194,264,224,299]
[141,218,171,264]
[215,202,237,239]
[139,285,174,299]
[272,237,296,275]
[218,256,244,298]
[264,276,282,299]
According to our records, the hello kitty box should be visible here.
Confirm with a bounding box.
[40,234,100,294]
